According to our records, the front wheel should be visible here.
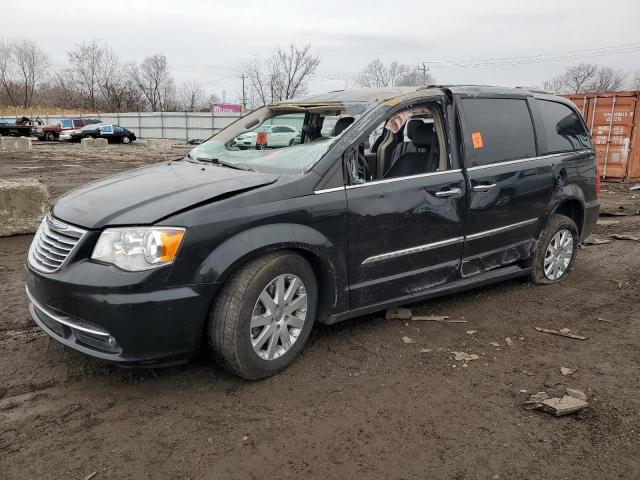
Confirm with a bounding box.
[208,252,317,380]
[45,132,55,141]
[531,214,579,284]
[122,136,131,144]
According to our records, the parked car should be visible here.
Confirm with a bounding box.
[0,116,41,137]
[233,124,299,149]
[34,118,100,141]
[69,124,136,143]
[25,86,599,380]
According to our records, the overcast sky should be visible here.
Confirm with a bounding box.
[4,0,640,103]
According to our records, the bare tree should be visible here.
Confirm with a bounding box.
[356,59,410,88]
[544,63,627,94]
[97,46,142,111]
[67,39,104,110]
[128,54,176,111]
[242,43,320,108]
[177,81,206,111]
[12,39,48,108]
[397,68,435,87]
[632,70,640,90]
[0,39,18,105]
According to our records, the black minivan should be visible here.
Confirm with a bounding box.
[26,86,599,379]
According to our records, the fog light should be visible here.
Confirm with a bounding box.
[107,335,119,348]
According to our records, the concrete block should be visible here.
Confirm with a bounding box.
[93,138,108,149]
[15,136,32,152]
[0,179,50,237]
[81,137,94,150]
[1,137,18,151]
[146,138,172,154]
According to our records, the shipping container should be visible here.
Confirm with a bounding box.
[564,91,640,182]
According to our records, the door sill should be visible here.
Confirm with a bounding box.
[324,265,531,325]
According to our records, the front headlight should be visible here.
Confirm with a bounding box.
[91,227,185,271]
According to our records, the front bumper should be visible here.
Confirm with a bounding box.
[25,262,220,366]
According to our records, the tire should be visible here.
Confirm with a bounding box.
[122,136,131,144]
[288,139,295,147]
[531,214,579,284]
[45,132,55,142]
[208,252,317,380]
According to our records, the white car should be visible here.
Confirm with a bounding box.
[234,124,299,149]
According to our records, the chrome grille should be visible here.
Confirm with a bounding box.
[28,215,86,273]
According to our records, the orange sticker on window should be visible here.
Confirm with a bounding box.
[471,132,483,149]
[256,131,268,145]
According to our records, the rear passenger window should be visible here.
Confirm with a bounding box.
[538,100,590,153]
[461,98,536,167]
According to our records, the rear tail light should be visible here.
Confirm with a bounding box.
[595,158,601,195]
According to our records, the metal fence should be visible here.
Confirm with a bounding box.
[0,111,244,141]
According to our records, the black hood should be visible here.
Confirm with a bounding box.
[53,160,278,229]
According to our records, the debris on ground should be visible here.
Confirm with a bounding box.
[412,315,467,323]
[420,348,432,353]
[386,308,412,320]
[596,317,613,323]
[402,336,415,344]
[489,341,501,347]
[451,351,480,362]
[630,183,640,191]
[505,337,513,347]
[610,233,640,242]
[596,218,620,226]
[534,327,588,340]
[386,308,467,323]
[583,236,614,245]
[524,389,589,416]
[83,472,98,480]
[560,367,577,376]
[466,330,477,335]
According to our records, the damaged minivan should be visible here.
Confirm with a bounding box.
[26,86,599,379]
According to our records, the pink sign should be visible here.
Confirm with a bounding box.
[212,103,242,113]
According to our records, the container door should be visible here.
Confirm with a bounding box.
[580,94,637,181]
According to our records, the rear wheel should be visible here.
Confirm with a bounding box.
[208,252,317,380]
[531,214,578,284]
[44,132,55,142]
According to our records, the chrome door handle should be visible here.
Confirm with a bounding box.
[434,188,462,197]
[472,183,497,192]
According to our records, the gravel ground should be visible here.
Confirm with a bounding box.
[1,142,639,479]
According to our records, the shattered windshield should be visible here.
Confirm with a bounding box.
[188,102,373,174]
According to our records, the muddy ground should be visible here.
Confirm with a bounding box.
[1,143,639,479]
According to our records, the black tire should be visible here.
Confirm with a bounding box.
[531,214,579,284]
[45,132,55,142]
[208,252,317,380]
[122,136,131,144]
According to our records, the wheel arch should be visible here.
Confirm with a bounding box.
[549,186,586,238]
[197,223,343,323]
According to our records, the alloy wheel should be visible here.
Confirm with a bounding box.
[543,229,574,280]
[250,274,307,360]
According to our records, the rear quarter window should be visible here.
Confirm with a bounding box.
[461,98,536,167]
[537,100,591,153]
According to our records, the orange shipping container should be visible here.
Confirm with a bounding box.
[564,91,640,182]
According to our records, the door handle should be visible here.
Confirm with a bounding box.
[434,187,462,197]
[472,183,497,192]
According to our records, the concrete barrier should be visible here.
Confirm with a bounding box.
[0,179,50,237]
[93,138,108,148]
[81,138,95,150]
[1,137,18,151]
[15,137,32,152]
[146,139,172,154]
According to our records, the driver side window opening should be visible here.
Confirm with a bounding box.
[347,102,449,185]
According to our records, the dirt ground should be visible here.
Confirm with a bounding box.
[1,142,639,479]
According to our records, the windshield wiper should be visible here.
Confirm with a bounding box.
[187,153,254,172]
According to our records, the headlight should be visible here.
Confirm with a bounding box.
[91,227,185,271]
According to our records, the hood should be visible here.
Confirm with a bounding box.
[53,160,278,229]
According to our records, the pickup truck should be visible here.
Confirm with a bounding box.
[33,118,100,141]
[0,117,41,137]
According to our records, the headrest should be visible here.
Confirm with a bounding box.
[412,123,435,148]
[332,116,355,136]
[406,119,422,140]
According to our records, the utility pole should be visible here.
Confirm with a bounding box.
[418,62,430,86]
[240,73,247,113]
